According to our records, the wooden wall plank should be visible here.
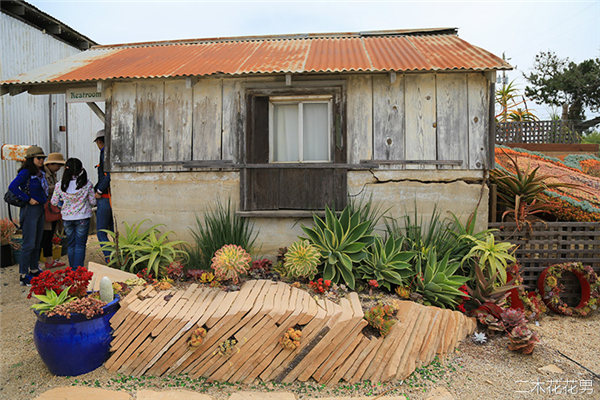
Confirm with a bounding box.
[164,80,192,171]
[373,74,405,161]
[193,78,222,160]
[346,75,373,164]
[405,73,436,169]
[436,74,468,169]
[136,80,164,172]
[110,82,136,172]
[222,79,244,162]
[467,73,490,169]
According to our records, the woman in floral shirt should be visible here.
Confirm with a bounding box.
[51,158,96,270]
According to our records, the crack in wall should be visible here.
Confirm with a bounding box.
[367,170,484,185]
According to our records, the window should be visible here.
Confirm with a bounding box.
[244,88,346,212]
[269,96,332,163]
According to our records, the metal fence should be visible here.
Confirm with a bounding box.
[490,222,600,305]
[495,120,579,144]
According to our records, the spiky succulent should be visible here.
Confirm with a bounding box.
[211,244,251,284]
[283,240,321,279]
[508,325,539,354]
[357,236,415,291]
[472,331,488,344]
[501,308,527,333]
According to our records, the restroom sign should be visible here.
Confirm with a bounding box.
[66,87,104,103]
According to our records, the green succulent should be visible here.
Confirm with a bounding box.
[301,206,375,289]
[127,230,189,278]
[413,250,470,308]
[461,233,516,285]
[283,240,321,280]
[100,219,163,271]
[31,287,74,314]
[357,236,415,291]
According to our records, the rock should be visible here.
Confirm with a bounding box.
[34,387,132,400]
[136,389,213,399]
[538,364,564,374]
[425,386,455,400]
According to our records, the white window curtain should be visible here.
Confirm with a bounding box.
[272,101,329,162]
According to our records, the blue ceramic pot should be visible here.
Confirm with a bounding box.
[33,294,120,376]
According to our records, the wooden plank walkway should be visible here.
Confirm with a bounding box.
[108,280,476,384]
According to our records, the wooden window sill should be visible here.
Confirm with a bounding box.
[236,210,324,218]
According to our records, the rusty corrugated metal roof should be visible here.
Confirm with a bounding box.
[1,29,512,86]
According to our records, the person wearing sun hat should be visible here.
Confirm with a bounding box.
[8,145,49,285]
[41,152,66,269]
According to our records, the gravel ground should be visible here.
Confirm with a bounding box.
[1,236,599,399]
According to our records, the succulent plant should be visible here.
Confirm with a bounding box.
[472,331,488,344]
[412,250,470,309]
[99,277,114,303]
[357,235,415,291]
[477,313,505,333]
[501,308,527,333]
[188,327,207,347]
[508,325,539,354]
[280,328,303,350]
[283,240,321,279]
[211,244,251,284]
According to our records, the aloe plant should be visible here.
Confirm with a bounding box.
[31,287,74,314]
[413,250,470,308]
[301,206,375,289]
[100,220,163,271]
[461,233,516,285]
[127,230,189,278]
[357,236,415,291]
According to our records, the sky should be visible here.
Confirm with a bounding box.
[26,0,600,120]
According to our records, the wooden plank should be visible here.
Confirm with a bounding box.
[329,336,370,385]
[135,80,164,172]
[415,306,443,367]
[346,75,373,165]
[392,307,433,381]
[405,73,436,169]
[319,320,367,384]
[373,74,405,162]
[436,74,468,169]
[149,288,220,376]
[110,82,136,171]
[342,337,375,382]
[109,286,146,330]
[192,78,222,160]
[467,72,489,170]
[164,79,192,171]
[349,337,383,384]
[222,78,244,163]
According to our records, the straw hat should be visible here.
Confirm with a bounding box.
[25,145,46,159]
[44,152,66,165]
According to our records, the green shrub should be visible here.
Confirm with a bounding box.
[100,220,162,271]
[128,230,188,278]
[187,200,257,270]
[301,205,375,289]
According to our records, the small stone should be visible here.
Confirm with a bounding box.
[425,386,455,400]
[538,364,564,374]
[485,380,493,385]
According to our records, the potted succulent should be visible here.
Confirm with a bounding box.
[1,218,19,268]
[28,267,120,376]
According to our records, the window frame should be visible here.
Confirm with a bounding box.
[268,95,333,164]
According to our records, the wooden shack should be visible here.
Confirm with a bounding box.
[0,28,511,254]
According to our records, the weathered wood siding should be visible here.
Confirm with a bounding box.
[108,72,491,172]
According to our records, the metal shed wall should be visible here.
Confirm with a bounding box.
[1,12,102,219]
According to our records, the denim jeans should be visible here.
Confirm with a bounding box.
[64,218,90,270]
[19,204,45,275]
[96,197,114,262]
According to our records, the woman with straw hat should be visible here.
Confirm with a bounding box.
[8,145,48,285]
[41,152,66,269]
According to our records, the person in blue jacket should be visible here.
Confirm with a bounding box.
[93,129,114,262]
[8,145,49,285]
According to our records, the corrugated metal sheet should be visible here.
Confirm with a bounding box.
[1,12,101,219]
[1,30,512,86]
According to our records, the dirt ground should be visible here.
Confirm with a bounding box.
[1,236,599,399]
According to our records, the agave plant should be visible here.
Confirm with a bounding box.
[356,235,415,291]
[127,230,189,278]
[283,240,321,280]
[301,206,375,289]
[461,233,516,285]
[468,263,521,305]
[412,250,470,308]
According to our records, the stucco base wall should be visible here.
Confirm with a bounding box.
[111,170,488,260]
